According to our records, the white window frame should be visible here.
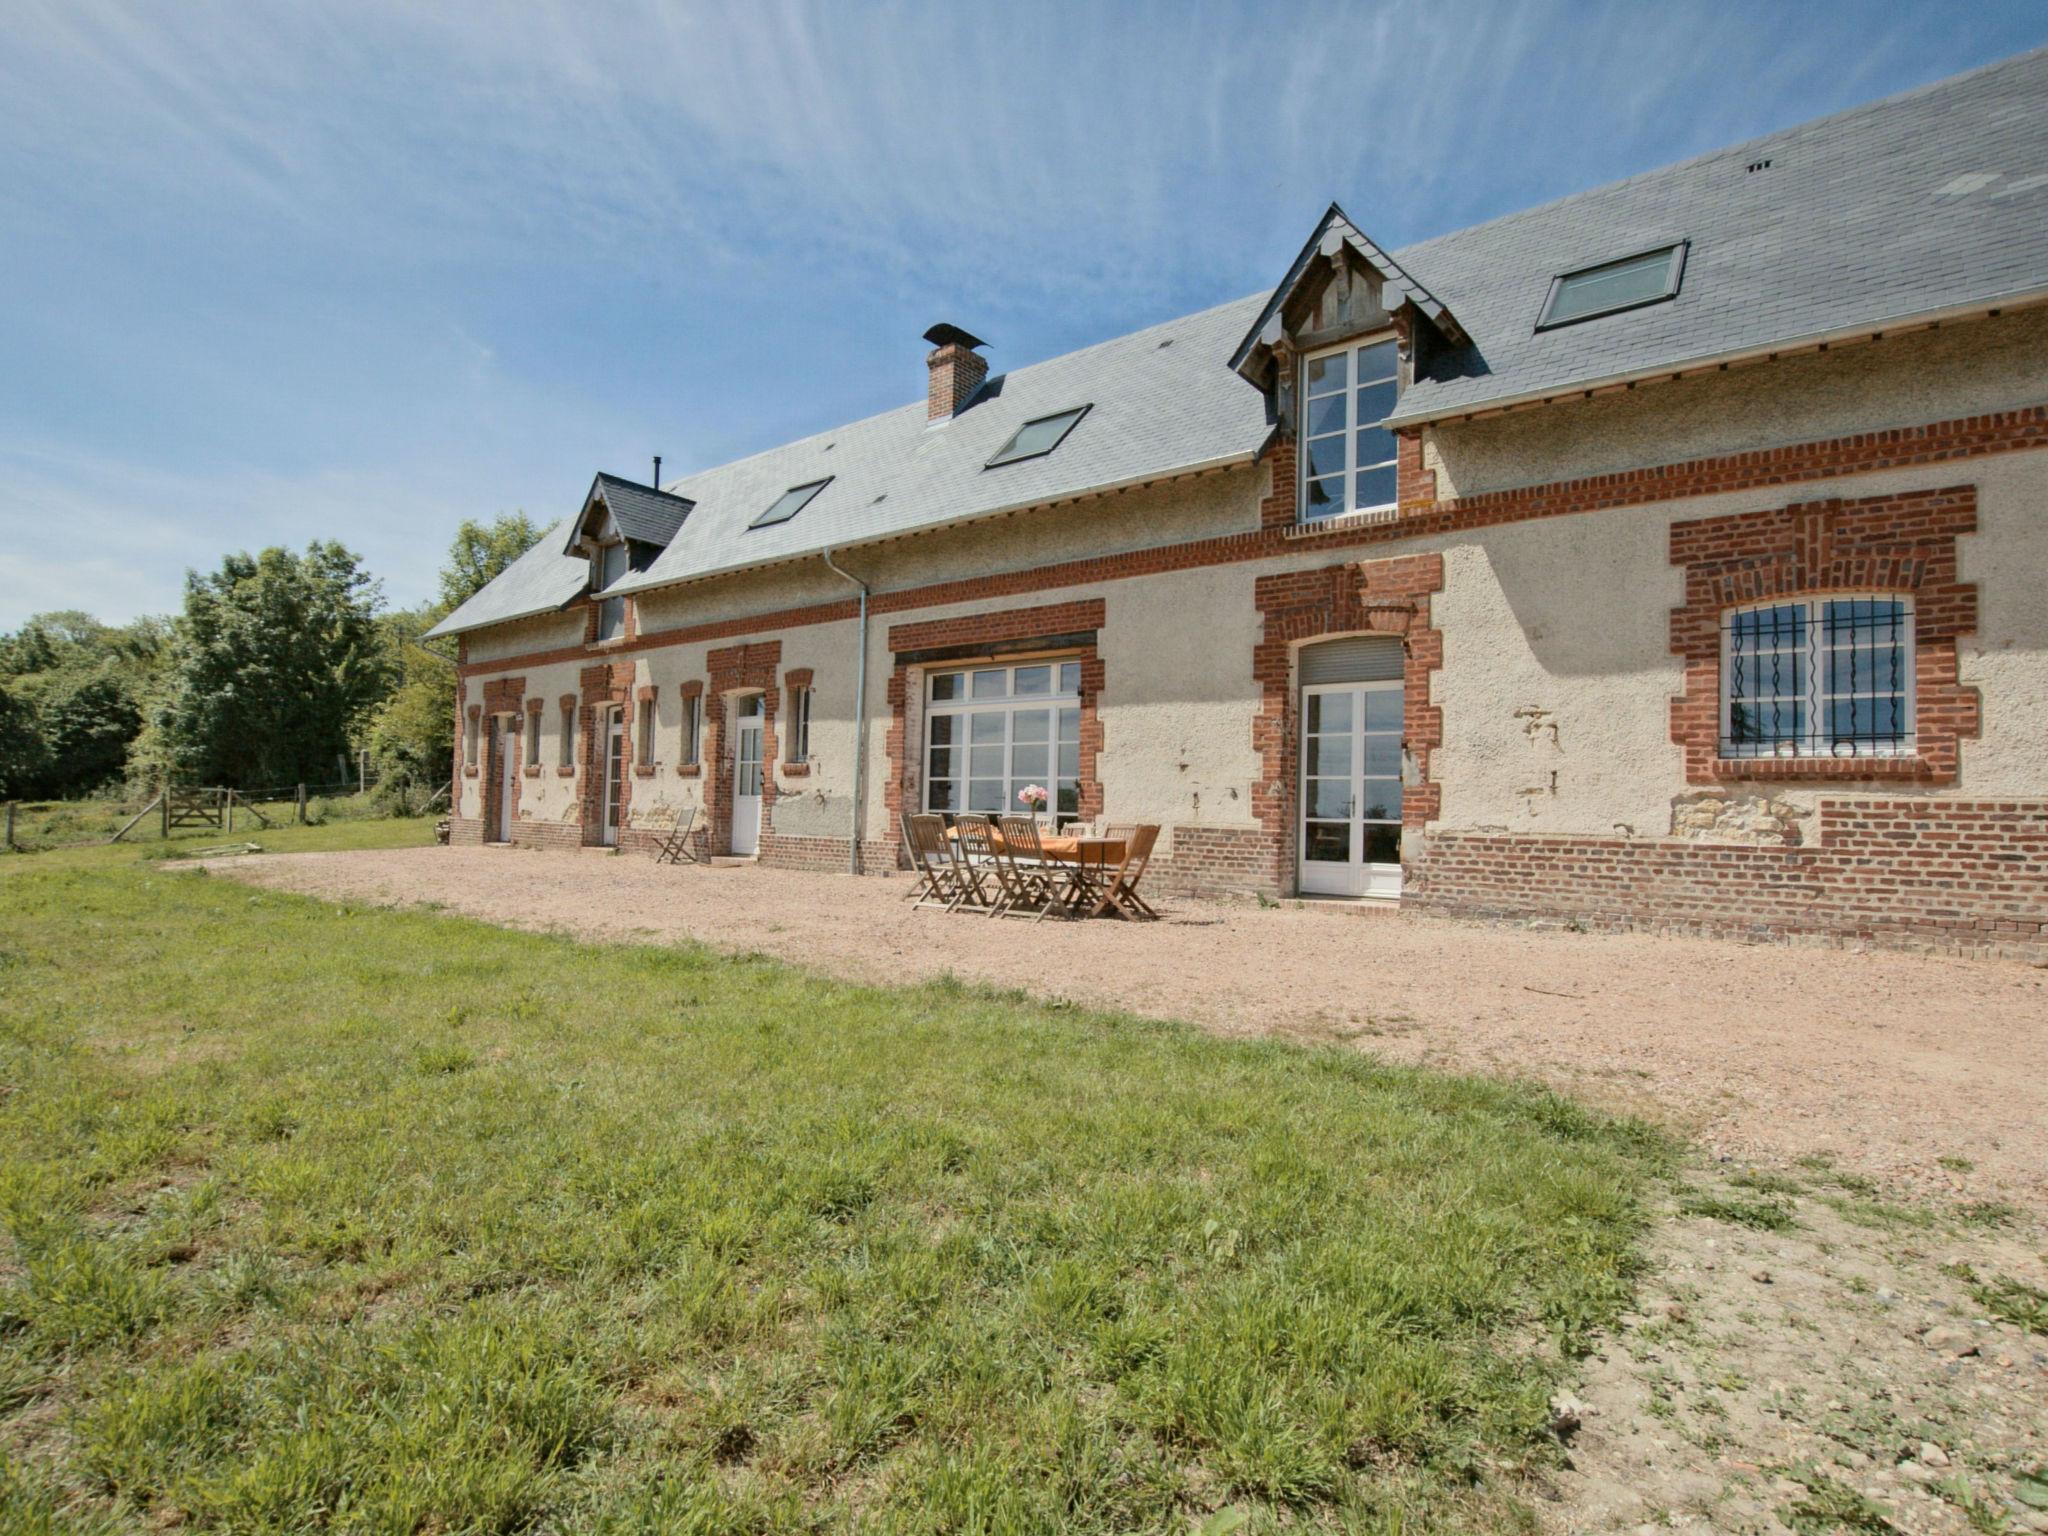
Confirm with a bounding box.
[524,702,541,769]
[922,658,1084,825]
[1299,333,1399,524]
[680,693,700,767]
[635,693,656,768]
[1719,594,1916,759]
[787,685,812,764]
[558,700,576,771]
[595,542,628,641]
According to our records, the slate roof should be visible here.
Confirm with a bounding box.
[1390,45,2048,422]
[580,473,694,551]
[428,47,2048,639]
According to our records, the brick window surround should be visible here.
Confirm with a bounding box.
[885,599,1107,850]
[1252,555,1444,890]
[703,641,781,855]
[576,662,634,843]
[1669,486,1979,785]
[782,667,814,776]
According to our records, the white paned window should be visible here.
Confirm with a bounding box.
[559,700,576,770]
[596,542,628,640]
[1721,596,1914,758]
[788,686,812,764]
[636,694,655,768]
[924,660,1083,823]
[1301,336,1399,522]
[524,704,541,768]
[681,693,700,766]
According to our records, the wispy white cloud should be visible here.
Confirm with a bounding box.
[0,0,2034,627]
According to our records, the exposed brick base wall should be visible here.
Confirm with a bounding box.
[1152,826,1282,895]
[1406,799,2048,960]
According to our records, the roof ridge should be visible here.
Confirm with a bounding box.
[1389,45,2048,266]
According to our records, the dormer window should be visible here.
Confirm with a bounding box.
[1301,337,1398,522]
[594,541,628,640]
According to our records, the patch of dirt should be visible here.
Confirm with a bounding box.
[1538,1166,2048,1535]
[196,846,2048,1533]
[206,847,2048,1204]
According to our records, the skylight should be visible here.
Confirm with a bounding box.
[1537,243,1687,329]
[985,405,1090,469]
[749,478,831,530]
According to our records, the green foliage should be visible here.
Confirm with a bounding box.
[0,844,1664,1531]
[0,611,166,799]
[441,511,542,612]
[372,512,541,806]
[151,542,387,788]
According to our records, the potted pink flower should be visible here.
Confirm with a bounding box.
[1017,784,1049,814]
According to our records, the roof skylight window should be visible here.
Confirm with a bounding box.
[1537,243,1687,329]
[749,477,831,530]
[985,405,1090,468]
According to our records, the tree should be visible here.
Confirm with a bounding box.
[0,610,167,799]
[440,512,542,612]
[152,543,388,787]
[369,513,542,808]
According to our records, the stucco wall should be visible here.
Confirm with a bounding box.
[1429,450,2048,836]
[462,609,584,664]
[1424,306,2048,500]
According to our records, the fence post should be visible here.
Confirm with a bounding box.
[3,801,14,852]
[225,790,235,834]
[296,783,307,823]
[160,784,171,839]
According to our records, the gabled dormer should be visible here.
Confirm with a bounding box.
[1231,204,1470,524]
[563,473,695,641]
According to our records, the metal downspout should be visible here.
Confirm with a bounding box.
[820,549,870,874]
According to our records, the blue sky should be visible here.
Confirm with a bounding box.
[3,0,2044,627]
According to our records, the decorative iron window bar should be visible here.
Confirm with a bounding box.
[1721,597,1913,759]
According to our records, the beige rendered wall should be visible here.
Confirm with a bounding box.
[1428,450,2048,838]
[1425,306,2048,500]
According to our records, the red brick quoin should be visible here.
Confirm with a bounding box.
[1668,486,1979,785]
[884,599,1107,857]
[476,675,526,840]
[1251,554,1444,891]
[577,662,634,844]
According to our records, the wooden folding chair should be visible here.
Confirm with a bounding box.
[949,814,1005,912]
[651,804,700,865]
[994,815,1080,921]
[906,813,971,911]
[1089,824,1160,919]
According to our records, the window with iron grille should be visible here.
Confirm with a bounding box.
[1720,596,1914,759]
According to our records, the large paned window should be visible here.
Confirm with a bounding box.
[1301,336,1398,522]
[1721,596,1914,758]
[924,659,1082,822]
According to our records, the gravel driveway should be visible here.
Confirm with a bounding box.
[207,845,2048,1204]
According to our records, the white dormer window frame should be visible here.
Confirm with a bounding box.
[1299,333,1399,524]
[594,540,628,641]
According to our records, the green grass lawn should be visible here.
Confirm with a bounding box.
[0,832,1665,1533]
[6,791,424,853]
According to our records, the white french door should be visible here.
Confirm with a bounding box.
[1298,680,1403,898]
[731,696,763,856]
[495,718,517,842]
[600,708,625,847]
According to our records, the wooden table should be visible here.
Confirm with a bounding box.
[1039,836,1126,917]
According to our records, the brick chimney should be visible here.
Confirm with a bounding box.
[924,323,988,421]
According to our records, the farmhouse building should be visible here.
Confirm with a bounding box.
[429,50,2048,957]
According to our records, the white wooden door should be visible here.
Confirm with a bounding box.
[1298,681,1403,898]
[731,696,763,856]
[495,718,517,842]
[600,709,625,847]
